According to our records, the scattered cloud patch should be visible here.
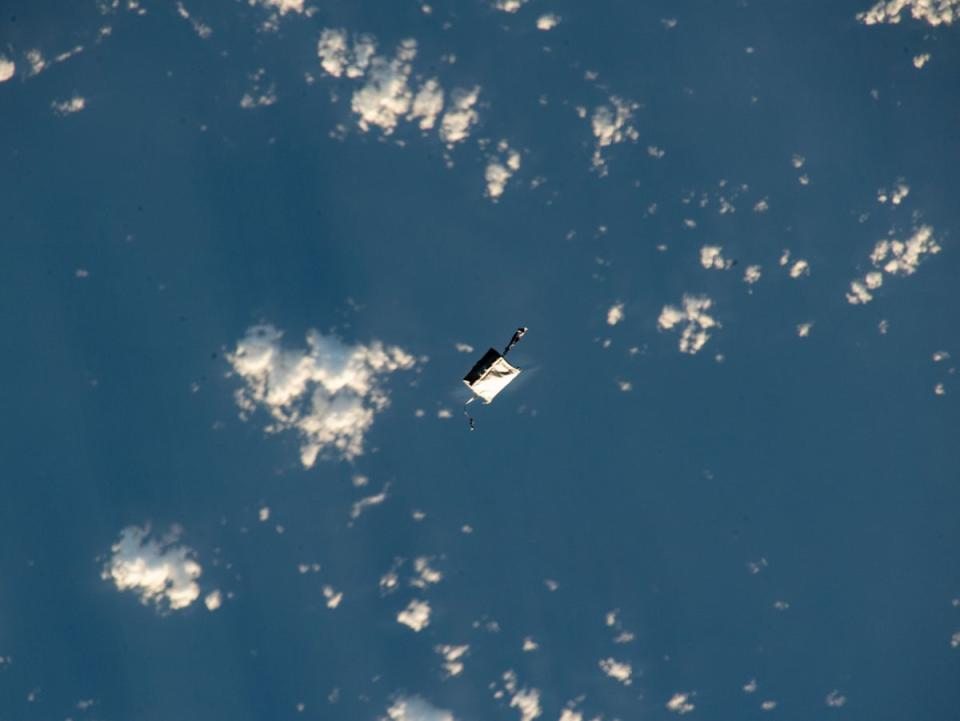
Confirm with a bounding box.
[240,68,277,109]
[498,671,542,721]
[743,679,758,693]
[385,696,455,721]
[51,95,86,115]
[317,29,376,78]
[176,2,212,38]
[494,0,528,12]
[744,265,762,284]
[537,13,561,30]
[101,525,202,611]
[411,556,443,588]
[435,644,469,677]
[397,599,432,631]
[825,690,847,707]
[598,657,632,685]
[228,323,416,465]
[666,693,695,715]
[658,295,718,354]
[589,97,639,175]
[485,140,522,200]
[0,57,14,82]
[454,342,474,353]
[204,589,223,611]
[789,259,810,278]
[607,303,625,326]
[323,585,343,608]
[350,482,390,521]
[857,0,959,26]
[700,245,732,270]
[877,180,910,205]
[797,322,813,337]
[846,225,941,304]
[913,52,931,67]
[440,87,480,147]
[760,700,777,711]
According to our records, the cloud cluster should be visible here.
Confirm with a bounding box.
[700,245,732,270]
[589,97,639,175]
[397,599,432,631]
[658,295,718,354]
[101,525,203,611]
[878,179,910,205]
[499,671,541,721]
[606,303,624,326]
[385,696,455,721]
[228,324,416,465]
[846,225,941,304]
[598,657,632,684]
[666,693,695,715]
[51,95,86,115]
[485,140,522,200]
[435,644,469,677]
[857,0,959,25]
[318,29,479,146]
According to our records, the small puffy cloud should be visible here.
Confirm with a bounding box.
[486,140,522,200]
[351,39,418,135]
[0,56,14,82]
[494,0,528,12]
[499,671,541,721]
[317,29,377,78]
[647,145,666,158]
[913,52,931,67]
[789,259,810,278]
[176,2,212,38]
[397,599,432,631]
[440,86,480,147]
[754,198,769,213]
[323,585,343,608]
[26,49,46,76]
[252,0,304,15]
[760,700,777,711]
[877,180,910,205]
[386,696,455,721]
[590,97,639,174]
[51,95,86,115]
[411,556,443,588]
[825,690,847,707]
[607,303,625,326]
[791,153,806,169]
[847,225,941,304]
[101,525,202,611]
[744,265,762,284]
[435,644,469,677]
[537,13,561,30]
[204,589,223,611]
[658,295,718,354]
[455,342,474,353]
[409,78,444,130]
[857,0,959,26]
[240,68,276,109]
[598,657,632,685]
[666,693,695,715]
[797,322,813,337]
[522,636,538,651]
[700,245,732,270]
[932,350,951,362]
[228,323,415,465]
[743,679,758,693]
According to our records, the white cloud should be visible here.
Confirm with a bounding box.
[558,710,582,721]
[647,145,666,158]
[877,180,910,204]
[658,295,718,354]
[502,672,541,721]
[522,636,539,651]
[666,693,695,714]
[857,0,959,26]
[598,657,632,685]
[789,259,810,278]
[411,556,443,588]
[932,350,951,362]
[494,0,528,12]
[825,690,847,707]
[791,154,806,169]
[386,696,455,721]
[51,95,86,115]
[228,323,416,465]
[176,2,212,38]
[323,585,343,608]
[454,342,474,353]
[252,0,304,15]
[846,225,941,304]
[26,49,46,76]
[351,39,418,135]
[486,140,522,200]
[797,321,813,337]
[101,525,202,611]
[754,198,769,213]
[0,57,14,83]
[950,630,960,647]
[760,700,777,711]
[743,679,758,693]
[590,97,639,174]
[744,265,762,284]
[397,599,432,631]
[913,52,931,67]
[700,245,731,270]
[537,13,561,30]
[435,644,469,677]
[204,589,223,611]
[240,68,276,109]
[440,86,480,146]
[607,303,625,326]
[350,483,390,520]
[318,29,377,78]
[409,78,444,130]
